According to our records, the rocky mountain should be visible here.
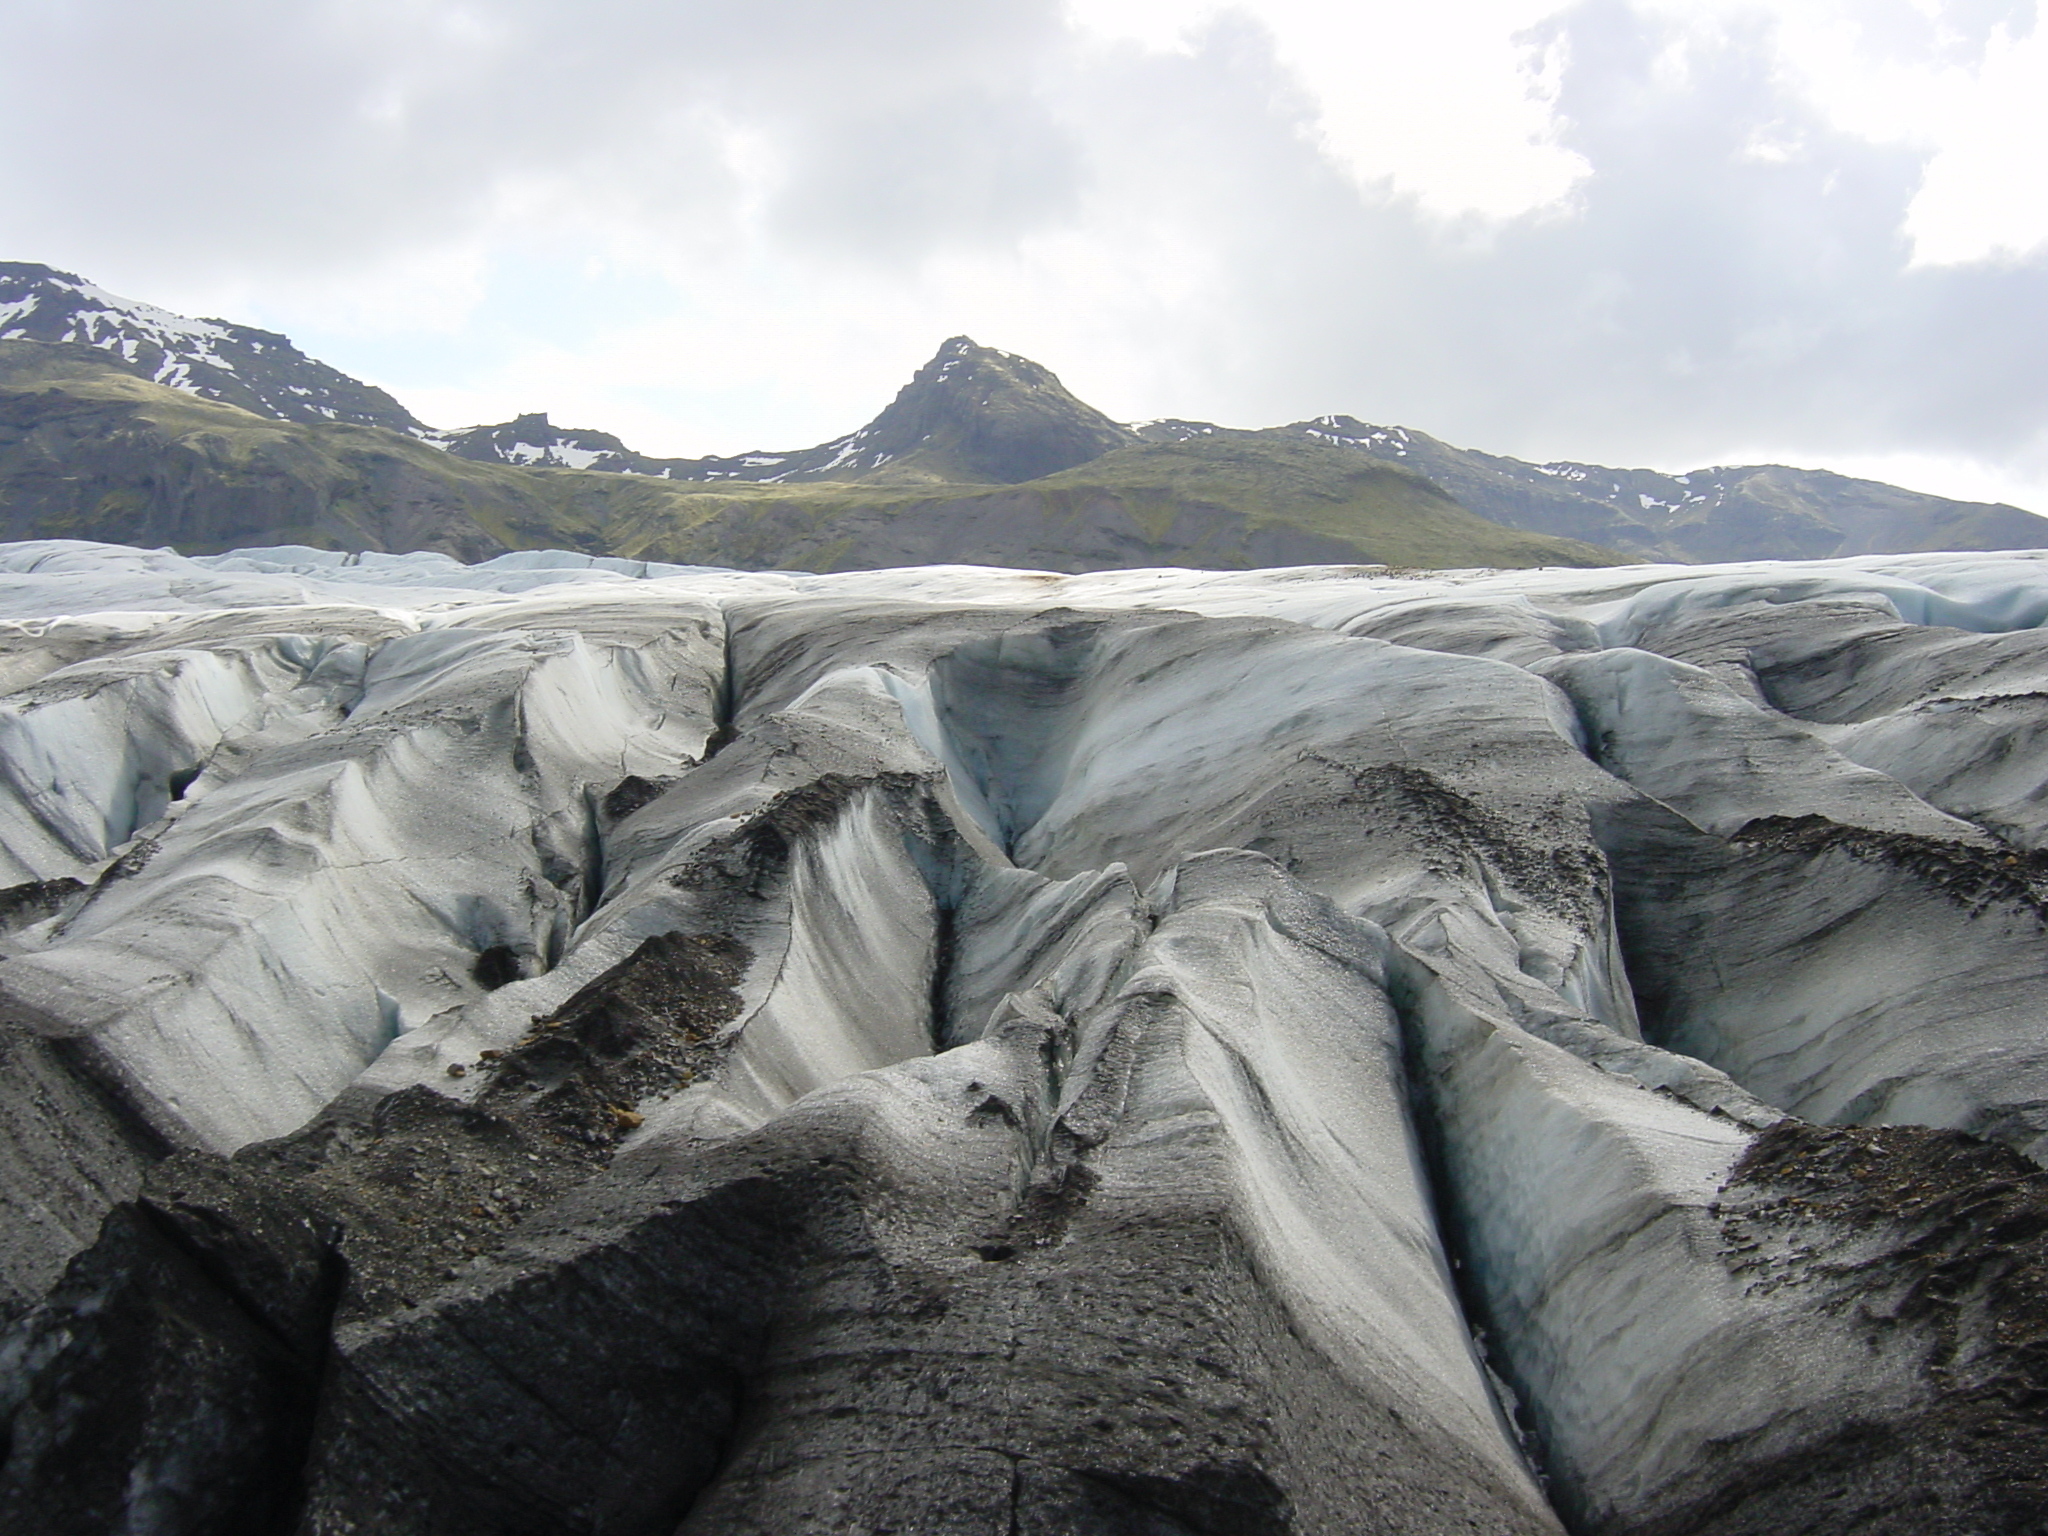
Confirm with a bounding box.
[458,347,2048,568]
[2,542,2046,1531]
[1285,415,2048,564]
[2,260,2042,571]
[445,337,1141,487]
[0,342,604,562]
[432,412,640,471]
[762,335,1140,484]
[0,332,1616,572]
[0,262,423,434]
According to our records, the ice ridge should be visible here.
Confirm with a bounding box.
[2,541,2048,1532]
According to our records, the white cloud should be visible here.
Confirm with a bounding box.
[1900,23,2048,264]
[1067,0,1590,218]
[1689,0,2048,264]
[1,0,2044,507]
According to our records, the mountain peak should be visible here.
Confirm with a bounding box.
[808,335,1138,485]
[912,334,1075,396]
[0,260,420,433]
[428,337,1139,488]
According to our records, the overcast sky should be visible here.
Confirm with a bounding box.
[5,0,2046,508]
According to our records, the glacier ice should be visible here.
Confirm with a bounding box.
[2,539,2048,1533]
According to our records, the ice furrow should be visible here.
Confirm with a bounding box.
[0,616,726,1150]
[5,544,2048,1533]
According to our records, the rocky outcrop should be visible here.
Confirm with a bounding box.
[3,543,2048,1531]
[434,413,642,472]
[784,336,1141,485]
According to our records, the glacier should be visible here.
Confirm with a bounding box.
[1,539,2046,1533]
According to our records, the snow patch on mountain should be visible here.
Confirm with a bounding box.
[0,262,423,433]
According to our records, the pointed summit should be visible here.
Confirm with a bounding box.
[808,336,1138,485]
[505,336,1141,487]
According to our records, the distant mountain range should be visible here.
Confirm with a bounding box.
[2,259,2041,571]
[432,337,1138,487]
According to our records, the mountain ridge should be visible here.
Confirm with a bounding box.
[437,336,1140,487]
[2,258,2041,570]
[1282,414,2048,564]
[0,262,424,435]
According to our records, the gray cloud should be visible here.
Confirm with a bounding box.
[0,1,1074,276]
[1045,0,2048,474]
[2,0,2044,487]
[767,86,1083,260]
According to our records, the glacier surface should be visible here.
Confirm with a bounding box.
[2,540,2048,1533]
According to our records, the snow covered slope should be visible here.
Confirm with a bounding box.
[0,263,423,432]
[3,541,2048,1533]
